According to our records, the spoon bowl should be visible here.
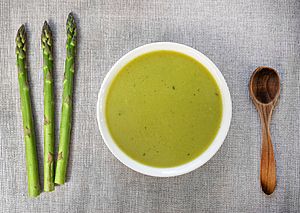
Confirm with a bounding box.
[250,67,280,104]
[249,66,280,195]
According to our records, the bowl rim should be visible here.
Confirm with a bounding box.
[97,42,232,177]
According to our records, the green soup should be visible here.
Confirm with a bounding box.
[105,51,222,168]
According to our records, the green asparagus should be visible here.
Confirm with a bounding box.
[41,21,55,191]
[16,25,40,197]
[55,13,77,184]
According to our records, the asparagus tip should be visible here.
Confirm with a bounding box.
[66,12,76,34]
[43,21,49,29]
[16,24,26,41]
[67,12,74,21]
[16,24,26,58]
[18,24,25,32]
[42,21,51,36]
[41,21,52,54]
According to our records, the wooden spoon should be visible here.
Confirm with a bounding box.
[249,66,280,195]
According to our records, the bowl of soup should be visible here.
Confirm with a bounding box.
[97,42,231,177]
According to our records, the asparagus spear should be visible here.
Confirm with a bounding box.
[16,25,40,197]
[41,21,55,191]
[55,13,77,184]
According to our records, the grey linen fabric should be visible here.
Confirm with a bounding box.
[0,0,299,212]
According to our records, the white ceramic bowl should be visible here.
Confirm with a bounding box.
[97,42,232,177]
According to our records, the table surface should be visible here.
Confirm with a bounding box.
[0,0,299,212]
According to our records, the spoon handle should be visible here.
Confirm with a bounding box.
[259,106,276,195]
